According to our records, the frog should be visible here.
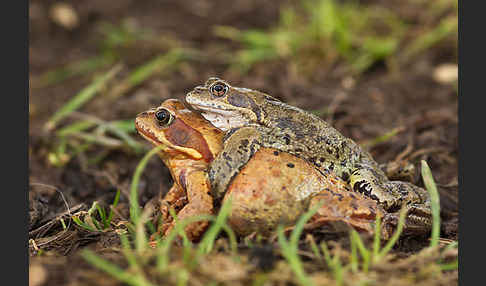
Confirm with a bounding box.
[135,99,398,240]
[185,77,432,232]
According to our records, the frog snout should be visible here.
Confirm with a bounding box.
[137,111,149,117]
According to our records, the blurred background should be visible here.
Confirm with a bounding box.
[29,0,458,284]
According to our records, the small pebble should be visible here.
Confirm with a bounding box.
[49,3,79,30]
[433,63,458,84]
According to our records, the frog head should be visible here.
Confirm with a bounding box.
[185,77,281,131]
[135,99,223,163]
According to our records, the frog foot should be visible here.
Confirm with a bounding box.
[349,165,432,237]
[349,166,430,210]
[380,200,432,241]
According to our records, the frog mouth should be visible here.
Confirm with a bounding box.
[135,118,204,159]
[134,120,163,146]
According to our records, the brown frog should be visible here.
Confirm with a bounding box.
[185,77,432,233]
[135,99,392,240]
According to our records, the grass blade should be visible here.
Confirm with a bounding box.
[421,160,441,247]
[44,64,122,131]
[372,215,382,259]
[307,235,322,261]
[72,215,97,232]
[377,206,407,259]
[130,145,166,224]
[96,204,108,229]
[277,202,324,286]
[361,127,405,149]
[108,49,190,99]
[349,230,359,272]
[197,198,232,255]
[107,189,121,225]
[156,215,214,271]
[56,120,97,137]
[277,226,313,286]
[81,250,154,286]
[33,55,115,89]
[350,230,370,272]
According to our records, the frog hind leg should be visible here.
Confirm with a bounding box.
[158,170,214,242]
[305,187,384,236]
[159,184,188,233]
[208,126,263,202]
[382,196,432,237]
[349,164,432,236]
[379,180,432,236]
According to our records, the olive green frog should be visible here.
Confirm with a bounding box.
[185,77,432,233]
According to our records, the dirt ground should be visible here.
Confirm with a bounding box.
[29,0,458,285]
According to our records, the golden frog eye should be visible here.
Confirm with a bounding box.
[154,108,174,126]
[209,82,228,97]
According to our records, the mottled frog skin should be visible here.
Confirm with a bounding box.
[135,99,396,240]
[185,78,432,232]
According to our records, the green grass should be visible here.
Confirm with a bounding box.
[129,145,167,224]
[44,64,123,132]
[43,47,200,169]
[277,202,325,286]
[73,189,121,232]
[32,19,169,90]
[47,116,146,168]
[320,241,344,285]
[361,127,406,149]
[81,144,238,285]
[82,249,155,286]
[80,141,456,285]
[401,14,457,63]
[305,160,455,284]
[421,160,441,247]
[32,55,117,89]
[213,0,405,74]
[44,62,158,168]
[213,0,457,76]
[107,49,197,99]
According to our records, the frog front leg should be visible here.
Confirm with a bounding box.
[209,126,263,202]
[349,164,432,235]
[161,170,214,241]
[154,184,188,238]
[382,199,432,237]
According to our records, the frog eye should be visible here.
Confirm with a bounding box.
[209,82,228,97]
[154,108,174,126]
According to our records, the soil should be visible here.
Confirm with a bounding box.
[29,0,458,285]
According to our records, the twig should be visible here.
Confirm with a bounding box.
[326,91,348,125]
